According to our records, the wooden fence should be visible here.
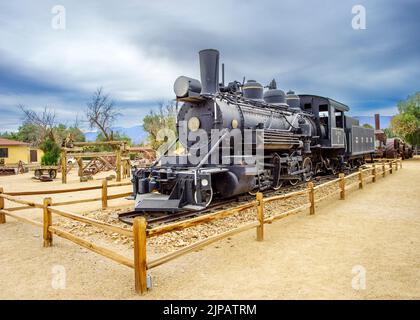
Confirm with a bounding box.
[0,159,402,295]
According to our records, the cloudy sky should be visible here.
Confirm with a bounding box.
[0,0,419,132]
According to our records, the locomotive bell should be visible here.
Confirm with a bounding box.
[199,49,220,96]
[243,80,264,101]
[173,76,202,98]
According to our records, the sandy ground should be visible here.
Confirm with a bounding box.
[1,159,419,299]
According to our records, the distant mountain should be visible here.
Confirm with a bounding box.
[84,125,148,144]
[353,116,393,129]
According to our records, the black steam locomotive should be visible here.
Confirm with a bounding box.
[131,49,375,212]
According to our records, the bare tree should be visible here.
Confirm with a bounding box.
[19,105,57,142]
[86,87,120,141]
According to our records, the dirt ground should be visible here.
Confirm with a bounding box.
[1,159,420,299]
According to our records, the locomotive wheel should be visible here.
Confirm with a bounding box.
[302,157,313,182]
[289,178,299,186]
[194,187,213,208]
[34,169,41,178]
[288,161,300,186]
[271,153,283,190]
[49,169,57,179]
[248,186,260,196]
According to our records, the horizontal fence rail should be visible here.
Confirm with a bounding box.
[3,181,131,197]
[0,159,402,295]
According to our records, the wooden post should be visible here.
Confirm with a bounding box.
[372,165,376,183]
[358,168,364,189]
[77,157,83,177]
[102,179,108,209]
[122,161,126,179]
[126,160,131,178]
[308,182,315,215]
[400,159,402,169]
[256,192,264,241]
[394,160,398,171]
[133,217,147,294]
[339,173,345,200]
[389,161,393,174]
[0,187,5,224]
[116,147,122,182]
[43,197,53,247]
[382,161,386,177]
[61,150,67,184]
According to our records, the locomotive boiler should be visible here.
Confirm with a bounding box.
[131,49,375,212]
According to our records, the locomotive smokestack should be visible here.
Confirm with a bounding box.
[374,113,380,130]
[199,49,219,96]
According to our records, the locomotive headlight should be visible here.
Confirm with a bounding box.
[201,178,209,187]
[188,117,200,132]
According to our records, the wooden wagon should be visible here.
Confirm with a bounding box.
[31,165,59,179]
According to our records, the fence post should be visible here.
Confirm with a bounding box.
[43,197,53,247]
[133,217,147,294]
[372,165,376,183]
[61,149,67,184]
[0,187,5,224]
[116,146,122,182]
[394,160,398,172]
[400,159,403,169]
[256,192,264,241]
[358,168,363,189]
[339,173,345,200]
[382,161,386,177]
[308,182,315,215]
[389,161,393,174]
[102,179,108,209]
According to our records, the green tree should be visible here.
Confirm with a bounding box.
[391,92,420,145]
[40,139,61,165]
[362,123,373,129]
[397,92,420,118]
[18,106,85,147]
[90,131,132,152]
[142,102,176,150]
[55,123,86,143]
[391,113,418,137]
[383,128,396,138]
[0,131,19,140]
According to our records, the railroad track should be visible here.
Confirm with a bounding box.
[117,171,352,228]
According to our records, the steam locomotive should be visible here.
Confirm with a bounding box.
[373,114,414,159]
[131,49,375,212]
